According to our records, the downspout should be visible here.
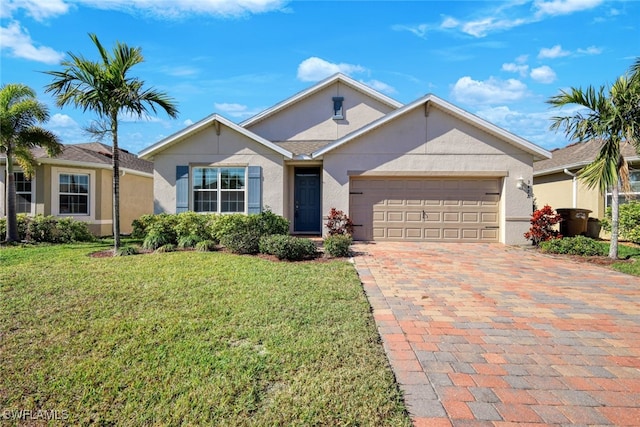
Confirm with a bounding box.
[563,169,577,208]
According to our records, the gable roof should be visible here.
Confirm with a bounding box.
[239,73,403,128]
[312,94,552,161]
[534,139,640,176]
[138,114,293,159]
[2,142,153,176]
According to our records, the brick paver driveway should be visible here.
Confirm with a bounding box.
[352,242,640,426]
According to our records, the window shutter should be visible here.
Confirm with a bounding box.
[176,165,189,213]
[247,166,262,214]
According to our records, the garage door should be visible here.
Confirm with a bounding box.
[349,177,501,242]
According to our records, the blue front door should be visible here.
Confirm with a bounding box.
[294,168,321,233]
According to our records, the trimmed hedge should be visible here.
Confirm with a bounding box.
[1,215,94,243]
[602,201,640,244]
[259,235,317,261]
[539,236,606,256]
[323,234,352,258]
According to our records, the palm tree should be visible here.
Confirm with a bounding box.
[1,84,62,242]
[44,34,178,252]
[548,65,640,259]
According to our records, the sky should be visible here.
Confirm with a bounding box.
[1,0,638,155]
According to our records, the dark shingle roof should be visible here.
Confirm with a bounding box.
[272,140,333,156]
[534,140,639,175]
[23,142,153,174]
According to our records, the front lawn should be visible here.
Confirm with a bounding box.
[0,243,410,426]
[612,242,640,276]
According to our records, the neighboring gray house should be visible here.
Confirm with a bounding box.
[139,74,551,245]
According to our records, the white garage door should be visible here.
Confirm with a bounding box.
[349,177,501,242]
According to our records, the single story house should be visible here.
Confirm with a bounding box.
[139,73,551,245]
[533,139,640,219]
[1,142,154,236]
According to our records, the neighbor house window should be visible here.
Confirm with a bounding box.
[606,170,640,207]
[59,173,89,215]
[193,167,246,213]
[14,172,32,214]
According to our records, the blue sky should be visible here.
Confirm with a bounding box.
[1,0,638,154]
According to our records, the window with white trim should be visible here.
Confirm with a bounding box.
[193,167,246,213]
[59,173,90,215]
[606,170,640,207]
[14,172,32,214]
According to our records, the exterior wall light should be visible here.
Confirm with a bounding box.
[517,177,532,197]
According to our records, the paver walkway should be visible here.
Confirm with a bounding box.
[352,242,640,426]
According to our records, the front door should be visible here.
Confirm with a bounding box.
[294,168,321,233]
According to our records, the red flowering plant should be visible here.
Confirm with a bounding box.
[325,208,354,236]
[524,204,562,246]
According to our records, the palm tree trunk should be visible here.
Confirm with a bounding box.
[5,146,19,242]
[608,181,620,259]
[111,113,121,251]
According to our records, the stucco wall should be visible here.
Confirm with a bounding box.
[151,123,286,215]
[533,172,604,219]
[321,105,536,245]
[246,82,396,142]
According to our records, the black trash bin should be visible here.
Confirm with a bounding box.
[557,208,592,237]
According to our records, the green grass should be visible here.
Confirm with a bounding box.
[0,243,410,426]
[612,243,640,276]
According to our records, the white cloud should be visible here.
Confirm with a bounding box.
[577,45,602,55]
[391,23,429,38]
[361,79,396,95]
[49,114,77,128]
[214,102,258,119]
[162,66,200,77]
[534,0,603,17]
[77,0,289,18]
[475,105,569,148]
[183,119,194,126]
[502,62,529,77]
[0,21,65,64]
[530,65,557,83]
[451,76,528,105]
[460,17,528,37]
[297,57,366,82]
[440,16,459,29]
[2,0,70,21]
[538,44,570,59]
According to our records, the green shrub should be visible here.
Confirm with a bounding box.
[259,235,317,261]
[58,218,94,242]
[602,201,640,244]
[141,215,178,250]
[195,240,217,252]
[25,215,94,243]
[220,229,262,254]
[131,214,156,239]
[177,234,202,249]
[0,214,30,241]
[255,210,289,236]
[115,246,138,256]
[539,236,606,256]
[208,214,248,242]
[155,243,176,253]
[175,212,214,242]
[323,234,352,257]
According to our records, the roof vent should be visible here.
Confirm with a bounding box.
[332,97,344,120]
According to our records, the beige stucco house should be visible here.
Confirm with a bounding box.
[1,142,153,236]
[139,74,551,245]
[533,140,640,220]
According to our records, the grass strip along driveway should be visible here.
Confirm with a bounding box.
[1,243,410,426]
